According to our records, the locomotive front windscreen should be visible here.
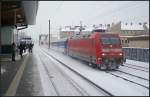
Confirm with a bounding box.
[101,37,121,45]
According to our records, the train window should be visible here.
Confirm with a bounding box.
[101,37,121,45]
[101,38,110,44]
[110,38,121,44]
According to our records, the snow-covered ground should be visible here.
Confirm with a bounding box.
[40,49,110,96]
[40,46,149,96]
[125,59,149,69]
[35,47,109,96]
[47,45,149,80]
[34,50,55,96]
[109,70,149,88]
[119,66,149,80]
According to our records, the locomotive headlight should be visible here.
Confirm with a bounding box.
[119,53,123,56]
[102,53,105,56]
[98,58,101,60]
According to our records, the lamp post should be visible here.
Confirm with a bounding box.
[79,21,82,35]
[48,19,50,49]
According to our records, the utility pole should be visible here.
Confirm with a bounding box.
[17,30,19,44]
[39,35,40,45]
[39,24,41,45]
[79,21,82,35]
[48,19,50,49]
[59,26,61,39]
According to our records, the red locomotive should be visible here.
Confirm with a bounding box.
[67,31,124,70]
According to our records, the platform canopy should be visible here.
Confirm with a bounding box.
[1,1,38,29]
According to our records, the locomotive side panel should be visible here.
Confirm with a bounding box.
[67,38,97,63]
[94,34,102,65]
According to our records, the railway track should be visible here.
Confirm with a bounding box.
[38,52,60,96]
[123,63,149,72]
[40,48,114,96]
[49,48,149,89]
[117,69,149,81]
[38,51,94,96]
[106,70,149,89]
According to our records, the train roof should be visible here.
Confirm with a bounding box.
[121,24,144,30]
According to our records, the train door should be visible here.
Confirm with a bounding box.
[88,38,97,68]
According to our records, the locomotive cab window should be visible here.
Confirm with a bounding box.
[100,37,121,45]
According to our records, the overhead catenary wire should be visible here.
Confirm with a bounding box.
[51,1,64,19]
[85,3,147,24]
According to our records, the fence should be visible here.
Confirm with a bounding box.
[123,47,149,62]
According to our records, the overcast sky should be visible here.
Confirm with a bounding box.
[23,1,149,40]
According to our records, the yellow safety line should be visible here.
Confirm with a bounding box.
[4,54,29,96]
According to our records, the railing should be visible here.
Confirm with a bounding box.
[123,47,149,62]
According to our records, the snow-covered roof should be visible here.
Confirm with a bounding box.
[121,24,144,30]
[61,25,108,32]
[96,26,108,30]
[83,27,94,31]
[61,27,74,32]
[73,28,80,32]
[120,35,149,38]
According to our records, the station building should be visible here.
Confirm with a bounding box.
[107,21,149,48]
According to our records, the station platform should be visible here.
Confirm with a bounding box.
[1,51,44,96]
